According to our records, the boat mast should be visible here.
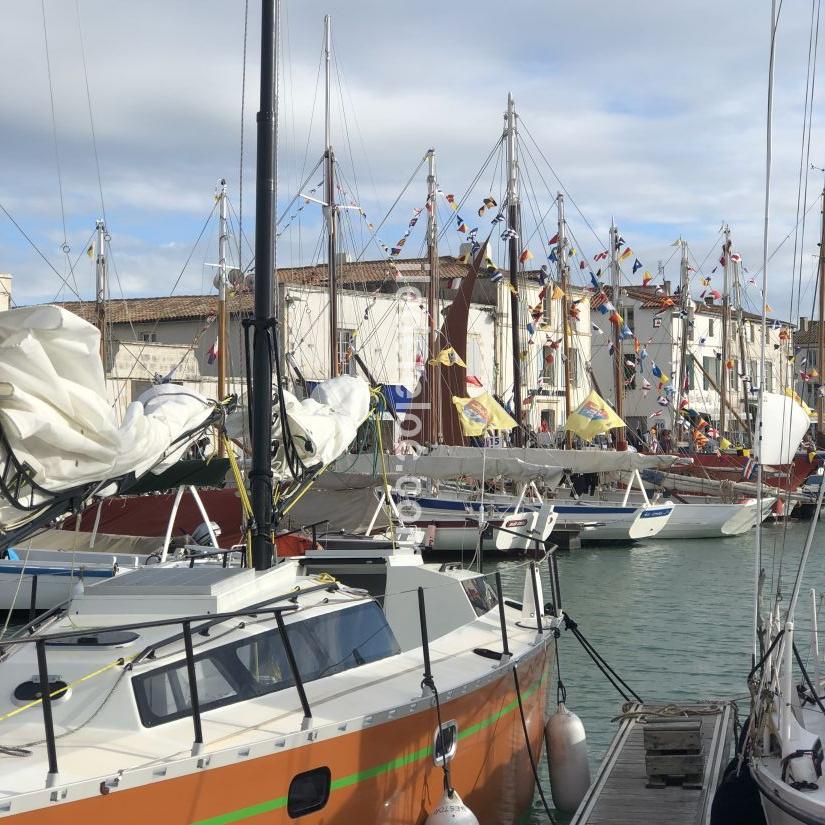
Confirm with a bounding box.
[249,0,278,571]
[818,187,825,439]
[94,219,107,365]
[673,238,690,438]
[426,148,441,445]
[732,248,753,443]
[720,224,731,438]
[217,179,228,457]
[609,221,626,449]
[324,15,338,377]
[556,192,573,447]
[505,93,523,445]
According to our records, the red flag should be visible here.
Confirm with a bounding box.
[548,233,559,245]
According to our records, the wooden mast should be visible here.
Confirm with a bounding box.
[217,179,228,457]
[732,250,754,443]
[249,0,278,570]
[426,149,441,445]
[556,192,573,448]
[609,221,626,449]
[324,15,339,377]
[818,187,825,441]
[673,238,690,440]
[94,219,107,366]
[505,93,523,445]
[720,224,731,438]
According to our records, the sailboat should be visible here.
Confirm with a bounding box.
[0,8,561,824]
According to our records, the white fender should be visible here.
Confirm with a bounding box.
[546,702,591,813]
[424,788,480,825]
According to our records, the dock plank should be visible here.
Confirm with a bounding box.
[570,702,733,825]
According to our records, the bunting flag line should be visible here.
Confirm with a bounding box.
[276,178,325,238]
[619,247,633,260]
[519,249,534,263]
[548,233,559,245]
[594,251,608,261]
[551,284,565,300]
[642,271,653,286]
[501,227,519,241]
[632,258,642,274]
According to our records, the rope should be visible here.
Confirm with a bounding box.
[513,666,558,823]
[562,612,643,703]
[0,655,133,725]
[612,702,723,724]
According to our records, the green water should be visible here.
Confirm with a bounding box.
[494,521,823,823]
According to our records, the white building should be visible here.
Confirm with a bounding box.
[591,283,794,443]
[52,256,591,443]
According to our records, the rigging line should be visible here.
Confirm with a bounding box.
[40,0,68,250]
[74,0,106,223]
[298,32,326,193]
[275,157,325,228]
[331,36,363,226]
[0,202,82,301]
[238,0,249,279]
[436,135,505,248]
[518,116,603,248]
[352,154,427,263]
[50,230,95,305]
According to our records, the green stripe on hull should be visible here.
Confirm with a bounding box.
[191,666,547,825]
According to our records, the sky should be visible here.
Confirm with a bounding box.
[1,0,824,322]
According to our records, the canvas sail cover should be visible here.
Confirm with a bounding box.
[227,375,371,480]
[759,392,810,465]
[0,306,218,530]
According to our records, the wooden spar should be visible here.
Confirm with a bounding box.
[426,149,440,445]
[506,94,523,444]
[818,188,825,439]
[732,256,754,443]
[690,352,751,435]
[557,193,573,448]
[609,222,627,449]
[720,226,731,437]
[324,15,338,378]
[673,239,690,437]
[217,179,228,458]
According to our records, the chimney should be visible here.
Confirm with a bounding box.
[800,316,809,332]
[663,279,671,295]
[704,295,715,307]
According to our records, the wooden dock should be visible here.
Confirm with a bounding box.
[570,701,734,825]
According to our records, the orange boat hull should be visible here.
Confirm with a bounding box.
[5,648,551,825]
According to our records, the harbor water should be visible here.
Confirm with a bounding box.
[494,520,823,824]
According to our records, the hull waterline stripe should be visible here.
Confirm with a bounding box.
[189,672,545,825]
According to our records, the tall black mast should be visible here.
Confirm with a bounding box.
[249,0,277,571]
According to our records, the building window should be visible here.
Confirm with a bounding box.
[729,358,738,392]
[623,353,637,390]
[750,323,755,343]
[703,355,719,391]
[568,348,578,386]
[750,359,758,389]
[337,328,357,376]
[653,316,662,329]
[540,408,556,432]
[708,318,715,338]
[141,332,157,343]
[541,345,556,386]
[765,364,774,393]
[625,307,635,333]
[683,357,695,391]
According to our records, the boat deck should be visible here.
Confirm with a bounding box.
[571,700,734,825]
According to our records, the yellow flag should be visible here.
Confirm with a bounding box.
[564,389,625,441]
[619,247,633,260]
[86,243,94,258]
[785,387,813,417]
[429,346,466,368]
[719,436,732,450]
[452,392,517,436]
[551,284,565,300]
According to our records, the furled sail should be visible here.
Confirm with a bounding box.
[0,306,219,532]
[227,375,371,480]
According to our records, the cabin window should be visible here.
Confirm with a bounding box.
[288,767,331,818]
[461,575,499,617]
[133,601,399,727]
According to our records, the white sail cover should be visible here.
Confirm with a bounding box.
[425,445,684,473]
[0,306,217,528]
[759,392,810,465]
[333,452,565,486]
[227,375,371,480]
